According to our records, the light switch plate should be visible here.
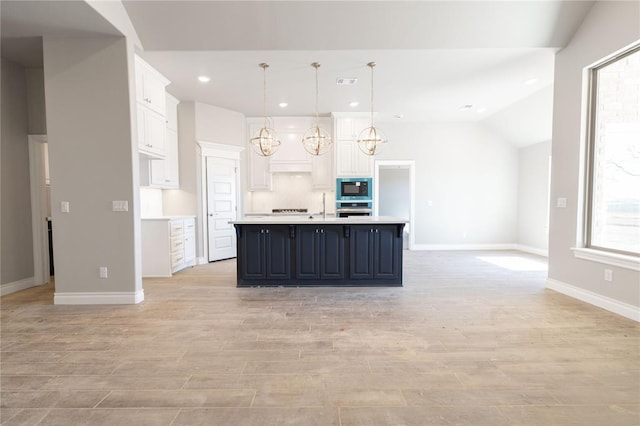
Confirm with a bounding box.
[556,197,567,208]
[61,201,70,213]
[112,200,129,212]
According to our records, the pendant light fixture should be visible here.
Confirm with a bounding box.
[357,62,387,156]
[250,63,281,156]
[302,62,332,156]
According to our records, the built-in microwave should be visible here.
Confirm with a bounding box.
[336,177,372,201]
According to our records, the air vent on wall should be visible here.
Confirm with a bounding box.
[336,77,358,85]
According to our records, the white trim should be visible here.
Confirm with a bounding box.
[572,247,640,271]
[412,243,517,251]
[197,256,208,265]
[28,135,50,287]
[546,278,639,322]
[197,140,244,159]
[54,289,144,305]
[373,160,415,250]
[515,244,549,257]
[1,277,37,296]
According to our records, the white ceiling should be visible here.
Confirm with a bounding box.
[1,0,596,144]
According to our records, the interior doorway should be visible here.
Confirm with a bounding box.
[28,134,53,289]
[206,157,238,262]
[374,160,415,249]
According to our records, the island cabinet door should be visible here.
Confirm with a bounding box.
[265,227,291,279]
[320,226,345,279]
[295,227,320,279]
[349,226,374,279]
[373,226,401,279]
[241,226,265,279]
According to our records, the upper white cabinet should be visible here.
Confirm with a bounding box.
[135,55,170,159]
[135,56,169,116]
[334,116,373,177]
[137,105,166,158]
[149,94,180,188]
[247,121,273,191]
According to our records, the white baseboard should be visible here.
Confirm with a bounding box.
[197,256,208,265]
[411,243,517,251]
[0,277,37,296]
[54,289,144,305]
[515,244,548,257]
[546,278,639,322]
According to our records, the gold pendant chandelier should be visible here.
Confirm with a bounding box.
[250,63,281,157]
[302,62,332,156]
[357,62,387,156]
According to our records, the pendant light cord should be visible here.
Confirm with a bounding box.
[258,63,269,129]
[369,62,375,128]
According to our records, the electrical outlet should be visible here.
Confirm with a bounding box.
[99,267,108,279]
[604,269,613,282]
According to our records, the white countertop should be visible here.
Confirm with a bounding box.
[231,216,408,225]
[141,215,196,221]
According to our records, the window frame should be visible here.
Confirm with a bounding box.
[581,44,640,260]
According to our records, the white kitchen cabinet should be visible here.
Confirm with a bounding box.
[336,117,369,140]
[135,55,170,159]
[247,146,272,191]
[247,122,272,191]
[135,56,169,116]
[142,217,196,277]
[148,94,180,188]
[137,105,166,159]
[334,117,373,177]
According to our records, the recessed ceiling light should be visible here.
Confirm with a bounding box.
[349,101,359,107]
[524,78,538,86]
[337,77,358,86]
[279,102,288,108]
[197,75,211,83]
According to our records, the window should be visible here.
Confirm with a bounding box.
[585,45,640,256]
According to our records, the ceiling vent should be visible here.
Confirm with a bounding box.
[336,77,358,86]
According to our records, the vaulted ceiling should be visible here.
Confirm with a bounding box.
[1,1,596,146]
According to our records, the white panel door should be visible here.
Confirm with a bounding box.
[206,157,238,261]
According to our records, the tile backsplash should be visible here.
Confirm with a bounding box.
[247,173,335,214]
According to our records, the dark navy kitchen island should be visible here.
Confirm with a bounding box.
[231,217,407,287]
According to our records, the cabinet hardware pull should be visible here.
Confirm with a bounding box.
[266,229,269,233]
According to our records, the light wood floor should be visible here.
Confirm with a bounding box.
[1,251,638,425]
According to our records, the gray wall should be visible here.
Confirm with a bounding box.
[42,37,141,297]
[1,58,34,285]
[376,121,518,246]
[517,140,551,253]
[25,68,47,134]
[549,1,640,307]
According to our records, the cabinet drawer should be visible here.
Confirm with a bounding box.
[171,251,184,269]
[170,236,184,252]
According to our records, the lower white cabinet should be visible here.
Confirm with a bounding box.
[142,217,196,277]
